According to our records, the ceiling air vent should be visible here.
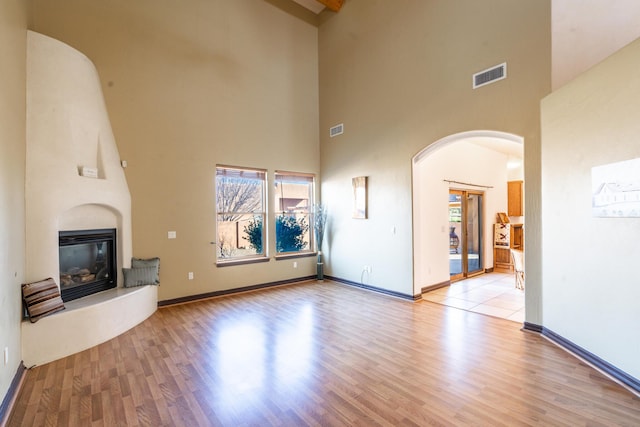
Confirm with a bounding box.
[473,62,507,89]
[329,123,344,138]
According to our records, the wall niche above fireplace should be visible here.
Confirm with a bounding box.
[59,228,117,302]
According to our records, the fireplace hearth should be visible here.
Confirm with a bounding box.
[59,229,117,302]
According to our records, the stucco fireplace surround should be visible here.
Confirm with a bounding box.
[22,31,157,367]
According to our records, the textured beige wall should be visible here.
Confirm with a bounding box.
[30,0,320,301]
[319,0,550,306]
[28,0,550,312]
[0,0,27,404]
[542,38,640,379]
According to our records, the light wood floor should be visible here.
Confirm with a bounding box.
[8,280,640,426]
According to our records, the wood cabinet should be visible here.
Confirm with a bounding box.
[508,180,523,216]
[510,223,523,250]
[494,180,524,271]
[493,223,524,271]
[494,247,512,271]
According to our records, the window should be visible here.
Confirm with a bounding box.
[274,171,315,255]
[215,166,267,263]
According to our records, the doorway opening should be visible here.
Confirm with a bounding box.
[449,190,483,281]
[411,130,524,298]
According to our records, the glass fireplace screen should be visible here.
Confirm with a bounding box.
[59,228,117,302]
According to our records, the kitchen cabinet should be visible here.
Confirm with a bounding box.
[508,180,523,216]
[493,223,524,271]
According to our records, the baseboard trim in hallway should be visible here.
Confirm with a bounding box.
[326,275,419,300]
[542,326,640,396]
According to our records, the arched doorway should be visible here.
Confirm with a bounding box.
[412,131,524,317]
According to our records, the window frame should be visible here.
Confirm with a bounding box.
[215,165,268,265]
[273,171,316,259]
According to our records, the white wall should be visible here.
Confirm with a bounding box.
[0,0,27,408]
[541,38,640,379]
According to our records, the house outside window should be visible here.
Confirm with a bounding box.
[215,166,267,263]
[274,171,315,255]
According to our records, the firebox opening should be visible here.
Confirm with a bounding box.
[59,228,117,302]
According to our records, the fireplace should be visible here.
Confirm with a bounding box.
[59,229,117,302]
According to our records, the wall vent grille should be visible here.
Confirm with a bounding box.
[329,123,344,137]
[473,62,507,89]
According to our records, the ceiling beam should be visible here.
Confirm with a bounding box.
[316,0,344,12]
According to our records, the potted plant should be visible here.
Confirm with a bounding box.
[313,204,327,281]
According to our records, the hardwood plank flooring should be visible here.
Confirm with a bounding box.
[8,280,640,426]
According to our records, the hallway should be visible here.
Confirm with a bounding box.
[422,272,524,323]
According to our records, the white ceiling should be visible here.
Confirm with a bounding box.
[467,137,523,159]
[467,137,523,171]
[552,0,640,90]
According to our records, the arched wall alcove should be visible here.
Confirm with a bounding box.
[412,130,524,297]
[58,203,131,288]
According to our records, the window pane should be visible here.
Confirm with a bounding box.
[274,172,314,254]
[275,213,310,253]
[216,177,264,215]
[217,214,265,259]
[216,166,266,262]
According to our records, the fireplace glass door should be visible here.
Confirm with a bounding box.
[59,229,117,302]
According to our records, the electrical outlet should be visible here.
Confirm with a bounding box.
[293,261,298,269]
[188,272,194,280]
[168,231,177,239]
[364,265,372,274]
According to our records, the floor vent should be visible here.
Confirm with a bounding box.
[329,123,344,138]
[473,62,507,89]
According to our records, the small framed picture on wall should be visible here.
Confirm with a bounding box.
[352,176,367,219]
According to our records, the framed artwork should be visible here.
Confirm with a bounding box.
[352,176,368,219]
[592,157,640,217]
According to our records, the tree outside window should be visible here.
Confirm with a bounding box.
[274,172,315,254]
[215,166,266,262]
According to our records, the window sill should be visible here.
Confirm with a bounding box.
[275,252,317,260]
[215,252,317,266]
[216,257,270,267]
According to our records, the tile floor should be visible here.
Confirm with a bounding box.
[422,271,525,323]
